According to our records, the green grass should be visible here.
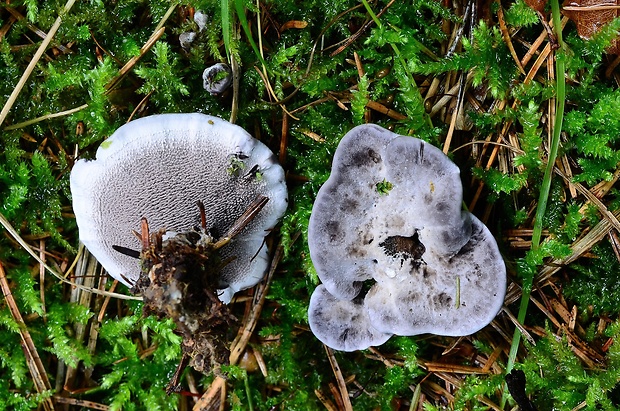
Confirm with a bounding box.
[2,0,620,409]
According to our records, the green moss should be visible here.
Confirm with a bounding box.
[0,378,52,411]
[564,87,620,185]
[513,100,544,171]
[423,20,516,99]
[135,42,190,112]
[45,302,94,368]
[2,0,620,409]
[520,323,620,410]
[351,74,370,125]
[97,314,181,410]
[504,0,539,27]
[453,374,505,411]
[565,243,620,316]
[375,178,394,195]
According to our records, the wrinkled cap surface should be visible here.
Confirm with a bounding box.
[71,113,287,303]
[308,124,505,351]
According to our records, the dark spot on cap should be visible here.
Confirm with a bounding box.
[436,201,449,213]
[340,197,359,213]
[339,328,352,344]
[379,232,425,261]
[346,244,367,258]
[433,292,452,307]
[325,220,344,243]
[406,292,420,304]
[369,149,381,163]
[350,147,382,167]
[381,312,396,325]
[452,237,475,258]
[451,222,485,260]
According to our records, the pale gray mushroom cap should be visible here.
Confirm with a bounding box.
[179,10,207,49]
[203,63,232,95]
[194,10,208,32]
[179,32,197,49]
[70,113,287,303]
[307,124,505,351]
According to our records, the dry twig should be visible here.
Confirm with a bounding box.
[0,262,55,411]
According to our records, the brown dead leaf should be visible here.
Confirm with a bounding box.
[563,0,620,54]
[279,20,308,33]
[525,0,548,13]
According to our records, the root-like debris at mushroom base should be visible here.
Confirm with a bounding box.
[128,196,268,393]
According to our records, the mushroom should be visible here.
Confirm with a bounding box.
[193,10,208,32]
[179,10,207,49]
[203,63,232,95]
[70,113,287,303]
[179,32,197,49]
[307,124,505,351]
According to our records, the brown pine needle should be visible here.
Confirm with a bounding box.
[325,346,353,411]
[0,262,55,411]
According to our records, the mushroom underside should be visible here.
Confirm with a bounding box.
[71,113,287,303]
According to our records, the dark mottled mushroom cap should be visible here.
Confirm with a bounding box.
[307,124,505,351]
[70,113,287,303]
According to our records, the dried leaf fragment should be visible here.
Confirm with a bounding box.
[525,0,548,13]
[279,20,308,32]
[563,0,620,54]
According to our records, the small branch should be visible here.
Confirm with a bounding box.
[4,104,88,131]
[325,346,353,411]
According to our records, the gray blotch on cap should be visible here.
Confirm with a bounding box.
[179,10,208,49]
[70,113,287,303]
[179,32,197,49]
